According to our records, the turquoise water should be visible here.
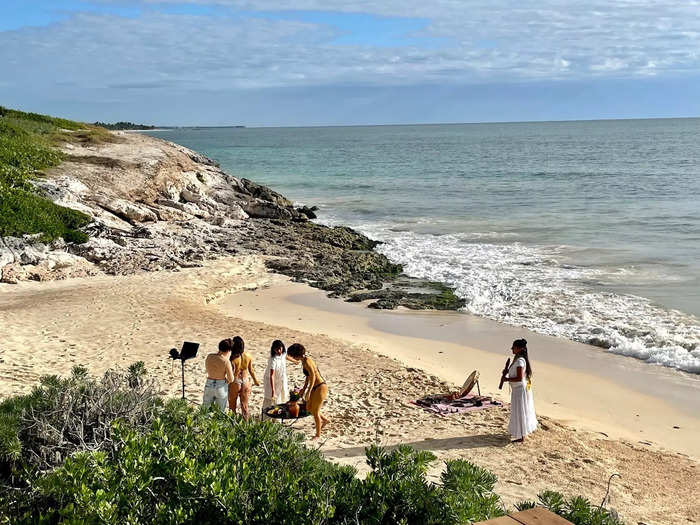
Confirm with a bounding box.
[147,119,700,373]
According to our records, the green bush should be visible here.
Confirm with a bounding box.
[516,490,624,525]
[0,106,82,132]
[0,365,626,525]
[5,405,509,524]
[0,364,161,487]
[1,372,507,524]
[0,187,90,242]
[0,106,91,243]
[0,120,64,191]
[6,404,349,523]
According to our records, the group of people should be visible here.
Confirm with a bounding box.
[202,335,536,442]
[202,337,330,439]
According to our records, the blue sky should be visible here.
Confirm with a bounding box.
[1,0,700,125]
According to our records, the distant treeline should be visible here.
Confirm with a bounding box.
[94,121,158,130]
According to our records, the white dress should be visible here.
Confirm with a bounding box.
[263,354,288,408]
[507,356,538,439]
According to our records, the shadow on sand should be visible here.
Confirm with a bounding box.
[324,433,510,459]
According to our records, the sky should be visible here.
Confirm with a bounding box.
[1,0,700,126]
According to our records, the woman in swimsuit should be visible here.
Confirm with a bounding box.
[287,343,329,439]
[228,335,260,419]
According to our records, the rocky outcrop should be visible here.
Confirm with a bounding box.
[1,131,462,310]
[92,195,158,223]
[238,178,292,207]
[0,236,97,283]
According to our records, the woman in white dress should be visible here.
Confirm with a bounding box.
[501,338,537,442]
[262,340,289,412]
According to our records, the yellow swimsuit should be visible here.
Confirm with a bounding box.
[231,352,259,385]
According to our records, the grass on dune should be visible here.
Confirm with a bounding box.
[0,106,98,244]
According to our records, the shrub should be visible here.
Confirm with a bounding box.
[441,459,505,523]
[0,365,626,525]
[7,404,350,523]
[0,106,82,132]
[1,381,508,524]
[515,490,624,525]
[0,107,91,243]
[0,187,91,242]
[0,363,160,487]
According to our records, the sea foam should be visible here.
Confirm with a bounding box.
[327,218,700,374]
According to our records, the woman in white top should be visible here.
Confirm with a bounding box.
[262,340,289,411]
[501,338,537,442]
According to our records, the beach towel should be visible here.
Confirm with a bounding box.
[413,393,501,415]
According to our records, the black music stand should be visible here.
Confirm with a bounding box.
[169,341,199,399]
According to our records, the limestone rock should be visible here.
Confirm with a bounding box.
[213,216,245,228]
[4,131,463,311]
[227,203,249,220]
[181,186,202,203]
[46,252,82,270]
[162,185,181,201]
[151,205,193,222]
[93,195,158,223]
[0,244,15,268]
[0,263,25,284]
[239,178,292,207]
[297,206,317,219]
[240,200,293,220]
[70,237,124,263]
[157,199,209,219]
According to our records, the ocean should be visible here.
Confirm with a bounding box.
[147,119,700,374]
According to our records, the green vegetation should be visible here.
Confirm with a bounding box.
[94,121,157,130]
[0,365,624,524]
[516,491,623,525]
[0,106,94,243]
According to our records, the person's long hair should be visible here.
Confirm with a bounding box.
[287,343,306,359]
[270,340,285,357]
[230,336,245,358]
[513,339,533,379]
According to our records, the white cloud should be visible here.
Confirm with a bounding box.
[2,1,700,94]
[591,58,627,72]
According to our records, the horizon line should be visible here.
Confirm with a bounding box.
[148,115,700,129]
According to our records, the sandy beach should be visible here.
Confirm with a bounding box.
[1,256,698,524]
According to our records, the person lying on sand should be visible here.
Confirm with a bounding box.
[228,335,260,420]
[287,343,329,439]
[202,338,235,411]
[501,338,538,443]
[444,370,480,401]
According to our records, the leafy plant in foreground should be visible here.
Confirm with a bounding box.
[515,490,625,525]
[0,363,160,486]
[0,365,626,525]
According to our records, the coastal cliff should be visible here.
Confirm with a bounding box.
[0,130,463,309]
